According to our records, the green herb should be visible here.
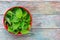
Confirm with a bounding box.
[13,29,19,34]
[21,30,30,34]
[5,7,31,35]
[8,26,13,32]
[5,17,11,25]
[23,10,27,17]
[12,23,20,30]
[7,11,13,17]
[16,8,22,18]
[11,16,20,22]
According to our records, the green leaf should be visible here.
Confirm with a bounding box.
[16,8,22,18]
[8,26,13,32]
[12,23,20,30]
[21,30,30,34]
[18,28,22,32]
[11,16,20,22]
[20,21,25,30]
[13,29,19,34]
[5,17,11,25]
[7,11,13,17]
[24,24,30,30]
[23,10,27,17]
[26,15,30,23]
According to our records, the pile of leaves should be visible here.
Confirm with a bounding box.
[4,7,31,34]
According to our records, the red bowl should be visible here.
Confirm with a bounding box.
[3,6,32,36]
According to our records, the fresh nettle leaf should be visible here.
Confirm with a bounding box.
[16,8,22,18]
[8,26,13,32]
[19,21,25,30]
[12,23,20,30]
[27,17,30,22]
[11,7,18,13]
[27,25,31,30]
[13,29,19,34]
[23,23,30,30]
[5,17,11,25]
[23,10,27,18]
[18,27,22,32]
[26,16,30,23]
[21,30,30,34]
[7,11,13,17]
[11,16,20,22]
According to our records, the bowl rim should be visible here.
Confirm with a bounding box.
[3,6,32,36]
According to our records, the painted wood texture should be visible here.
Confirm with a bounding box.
[0,1,60,40]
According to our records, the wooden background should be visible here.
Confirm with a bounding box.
[0,1,60,40]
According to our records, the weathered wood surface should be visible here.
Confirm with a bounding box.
[0,1,60,40]
[0,1,60,28]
